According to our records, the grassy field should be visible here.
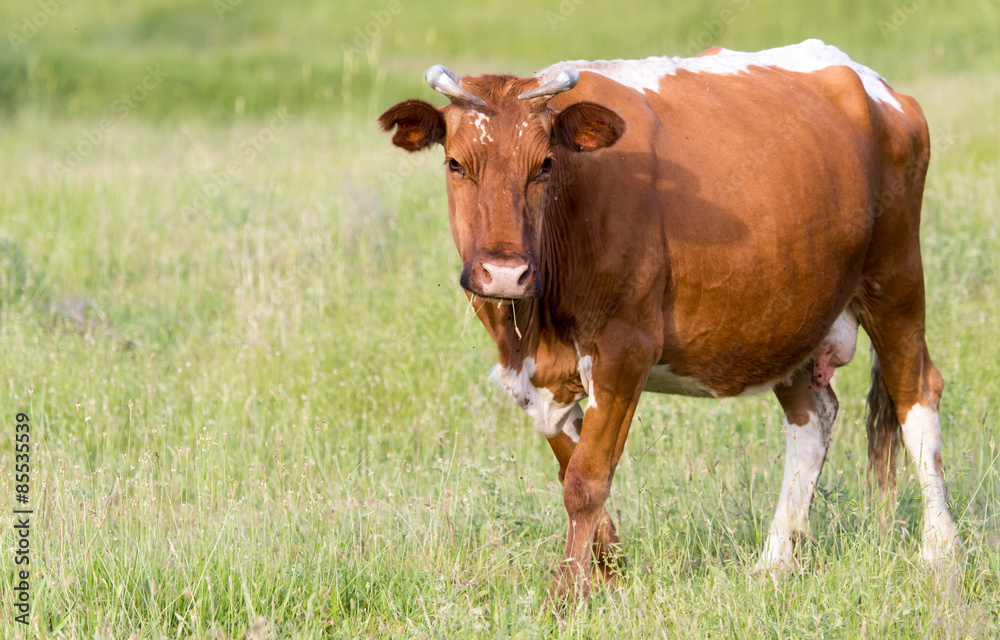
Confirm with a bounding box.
[1,1,999,638]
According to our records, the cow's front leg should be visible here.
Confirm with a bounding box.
[547,423,624,586]
[550,335,653,602]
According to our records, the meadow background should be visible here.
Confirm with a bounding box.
[0,0,998,637]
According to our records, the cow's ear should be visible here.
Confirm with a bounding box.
[551,102,625,152]
[378,100,446,152]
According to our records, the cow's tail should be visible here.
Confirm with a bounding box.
[866,349,900,495]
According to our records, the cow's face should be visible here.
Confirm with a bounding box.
[380,66,624,300]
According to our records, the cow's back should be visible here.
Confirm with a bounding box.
[543,42,927,396]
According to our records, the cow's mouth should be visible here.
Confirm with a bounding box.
[460,254,542,300]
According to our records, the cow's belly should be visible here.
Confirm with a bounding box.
[647,308,860,398]
[642,364,787,398]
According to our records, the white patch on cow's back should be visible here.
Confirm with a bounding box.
[467,111,493,144]
[643,365,716,398]
[490,357,582,439]
[543,38,902,111]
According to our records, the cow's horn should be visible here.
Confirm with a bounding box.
[425,65,486,107]
[518,66,579,100]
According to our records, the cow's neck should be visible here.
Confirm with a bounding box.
[474,297,540,370]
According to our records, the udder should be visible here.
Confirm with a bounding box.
[810,308,859,391]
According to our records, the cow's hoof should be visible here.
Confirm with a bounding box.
[752,533,796,574]
[752,556,795,576]
[921,523,963,567]
[548,566,592,605]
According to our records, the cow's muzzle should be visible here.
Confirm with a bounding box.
[461,253,541,300]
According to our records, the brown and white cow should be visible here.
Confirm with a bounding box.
[380,39,960,599]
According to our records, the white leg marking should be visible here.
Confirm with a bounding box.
[755,406,829,572]
[901,403,960,563]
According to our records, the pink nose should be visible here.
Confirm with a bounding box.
[476,260,532,298]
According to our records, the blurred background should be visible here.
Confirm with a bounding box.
[2,0,998,121]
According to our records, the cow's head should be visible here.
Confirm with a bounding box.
[379,65,624,300]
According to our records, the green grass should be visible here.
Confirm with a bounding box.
[1,1,999,638]
[2,0,999,120]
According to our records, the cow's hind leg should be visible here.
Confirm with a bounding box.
[547,423,624,586]
[859,302,961,564]
[856,92,959,565]
[755,372,838,572]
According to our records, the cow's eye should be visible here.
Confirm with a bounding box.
[446,157,465,177]
[535,157,553,181]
